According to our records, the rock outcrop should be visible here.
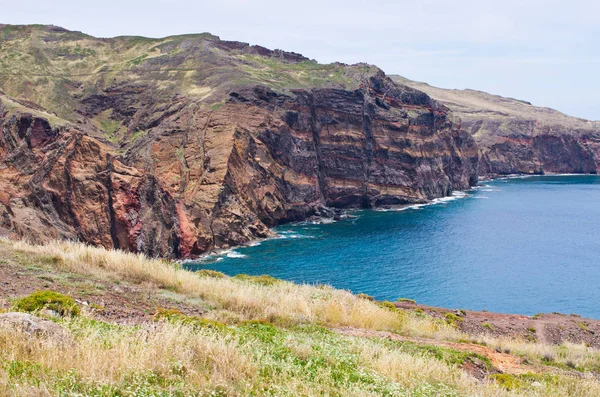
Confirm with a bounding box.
[9,25,600,259]
[476,132,600,176]
[0,312,72,344]
[392,76,600,176]
[0,33,478,258]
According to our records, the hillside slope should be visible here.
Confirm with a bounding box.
[0,25,477,258]
[392,76,600,176]
[2,239,600,396]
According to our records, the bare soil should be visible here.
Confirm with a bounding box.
[0,246,205,323]
[396,301,600,348]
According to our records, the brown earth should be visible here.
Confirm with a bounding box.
[0,244,206,323]
[335,326,529,376]
[396,301,600,349]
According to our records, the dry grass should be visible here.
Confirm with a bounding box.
[0,320,254,396]
[4,239,600,396]
[392,75,600,127]
[11,239,459,338]
[3,316,600,397]
[480,334,600,372]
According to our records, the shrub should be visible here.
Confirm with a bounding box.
[527,327,536,333]
[396,298,416,304]
[379,301,397,310]
[153,307,183,320]
[491,374,524,390]
[444,312,463,326]
[153,307,225,331]
[482,323,494,331]
[12,290,80,317]
[195,269,228,279]
[356,293,374,301]
[577,322,589,332]
[233,274,280,286]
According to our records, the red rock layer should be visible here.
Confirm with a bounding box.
[0,73,478,258]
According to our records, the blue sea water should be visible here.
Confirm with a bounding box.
[187,175,600,318]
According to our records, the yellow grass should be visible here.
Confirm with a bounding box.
[11,239,460,338]
[4,239,600,396]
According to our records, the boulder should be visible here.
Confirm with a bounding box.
[0,312,72,344]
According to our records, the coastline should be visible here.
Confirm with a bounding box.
[186,173,600,325]
[187,172,597,264]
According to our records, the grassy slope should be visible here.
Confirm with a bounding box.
[391,75,600,144]
[0,24,373,122]
[1,240,600,396]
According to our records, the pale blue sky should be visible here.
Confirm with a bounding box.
[2,0,599,120]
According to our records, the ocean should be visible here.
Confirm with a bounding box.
[187,175,600,318]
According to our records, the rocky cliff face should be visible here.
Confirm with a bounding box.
[4,24,598,258]
[393,76,600,176]
[471,125,600,176]
[0,54,478,257]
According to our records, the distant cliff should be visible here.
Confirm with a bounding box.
[392,76,600,176]
[0,25,477,258]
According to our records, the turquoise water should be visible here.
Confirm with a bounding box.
[187,176,600,318]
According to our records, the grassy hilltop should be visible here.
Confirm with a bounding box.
[391,75,600,145]
[0,23,373,140]
[1,239,600,396]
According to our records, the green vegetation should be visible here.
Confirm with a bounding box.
[0,25,377,127]
[482,323,494,331]
[491,373,549,391]
[130,128,147,144]
[12,290,80,317]
[232,274,280,286]
[128,54,148,66]
[195,269,228,278]
[99,118,122,143]
[444,312,463,327]
[397,298,416,304]
[379,301,397,310]
[0,317,469,396]
[578,322,590,332]
[52,45,96,58]
[153,307,225,331]
[357,292,375,301]
[1,234,600,395]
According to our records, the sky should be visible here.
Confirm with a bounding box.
[2,0,599,120]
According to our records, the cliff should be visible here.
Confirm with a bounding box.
[392,76,600,176]
[0,25,478,258]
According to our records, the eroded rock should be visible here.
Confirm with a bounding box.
[0,312,72,344]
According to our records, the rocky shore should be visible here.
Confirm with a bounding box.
[0,25,598,259]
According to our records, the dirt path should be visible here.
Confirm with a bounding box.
[334,326,530,375]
